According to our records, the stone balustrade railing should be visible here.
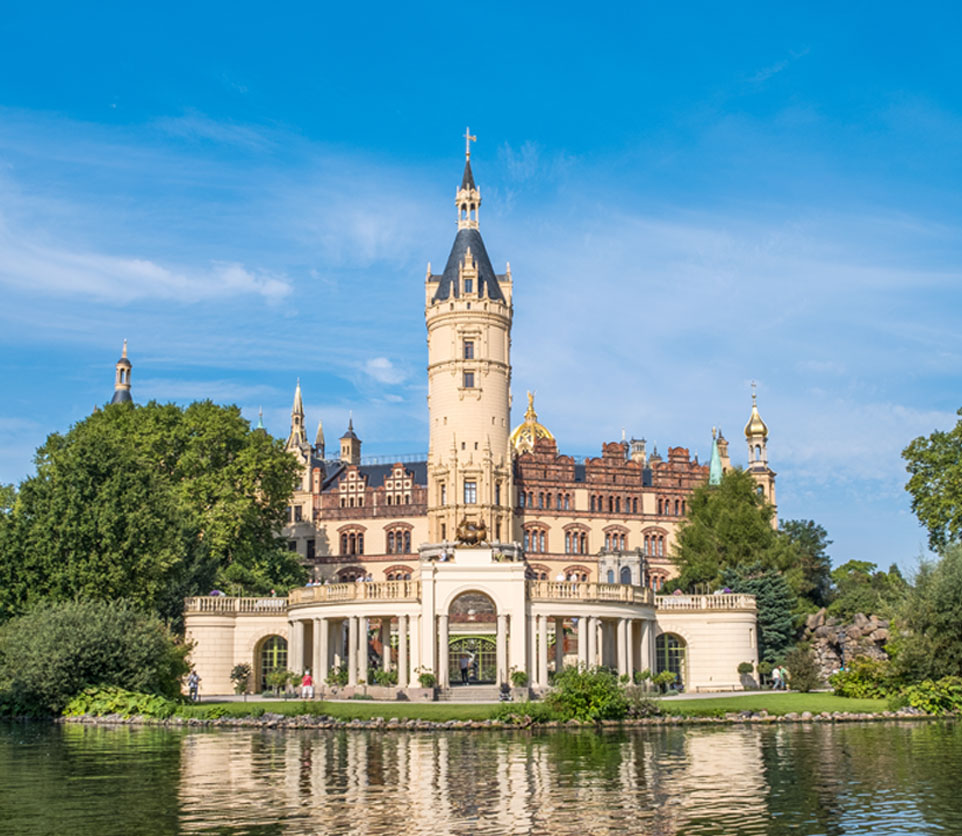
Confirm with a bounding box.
[655,593,756,611]
[288,580,421,605]
[183,596,289,615]
[526,581,655,605]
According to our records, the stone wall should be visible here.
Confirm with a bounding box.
[803,609,891,681]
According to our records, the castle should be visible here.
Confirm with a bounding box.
[116,137,771,696]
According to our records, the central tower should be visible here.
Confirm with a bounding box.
[425,133,514,544]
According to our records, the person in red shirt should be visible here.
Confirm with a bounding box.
[300,670,314,699]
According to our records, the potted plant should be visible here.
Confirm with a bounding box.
[738,661,758,690]
[509,669,530,700]
[231,664,251,701]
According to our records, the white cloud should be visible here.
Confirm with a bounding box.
[0,218,292,303]
[364,357,407,385]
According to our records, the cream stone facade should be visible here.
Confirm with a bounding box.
[184,139,768,697]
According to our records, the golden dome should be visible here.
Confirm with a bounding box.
[744,392,769,439]
[510,391,554,454]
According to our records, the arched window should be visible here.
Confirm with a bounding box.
[564,532,571,553]
[632,497,638,514]
[340,533,348,554]
[404,531,411,552]
[620,566,632,584]
[387,531,395,553]
[616,497,621,513]
[258,635,288,692]
[675,499,680,516]
[580,532,587,553]
[524,531,530,551]
[657,499,663,515]
[607,569,615,583]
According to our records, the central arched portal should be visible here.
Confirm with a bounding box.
[448,591,497,685]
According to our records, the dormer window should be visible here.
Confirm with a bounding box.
[464,278,473,293]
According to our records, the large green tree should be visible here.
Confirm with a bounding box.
[780,519,833,609]
[0,401,304,623]
[827,559,906,620]
[889,546,962,680]
[670,468,792,591]
[903,408,962,551]
[721,563,797,664]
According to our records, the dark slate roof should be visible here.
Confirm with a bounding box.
[116,357,131,368]
[430,227,505,302]
[110,389,132,405]
[321,460,428,492]
[461,159,476,190]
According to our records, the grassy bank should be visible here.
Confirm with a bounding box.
[660,693,888,716]
[184,692,888,723]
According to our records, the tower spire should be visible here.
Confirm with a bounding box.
[110,339,132,404]
[457,129,480,230]
[288,379,306,447]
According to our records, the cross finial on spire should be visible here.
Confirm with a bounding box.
[751,380,757,402]
[122,338,128,359]
[464,127,476,160]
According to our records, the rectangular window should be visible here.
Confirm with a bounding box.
[287,540,298,552]
[463,371,475,388]
[464,480,477,504]
[495,482,501,506]
[440,484,446,505]
[464,278,473,293]
[306,539,315,560]
[463,340,474,359]
[294,505,302,522]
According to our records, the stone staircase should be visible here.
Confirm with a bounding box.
[437,684,501,702]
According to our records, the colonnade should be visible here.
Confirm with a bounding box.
[287,609,657,691]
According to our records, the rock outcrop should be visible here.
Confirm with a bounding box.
[802,609,890,681]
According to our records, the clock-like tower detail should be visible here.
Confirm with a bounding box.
[425,132,514,545]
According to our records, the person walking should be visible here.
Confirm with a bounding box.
[301,670,314,699]
[187,671,200,702]
[459,654,470,684]
[772,664,783,691]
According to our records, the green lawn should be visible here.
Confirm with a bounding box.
[658,693,889,717]
[186,692,889,723]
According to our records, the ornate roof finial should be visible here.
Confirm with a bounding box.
[122,338,128,359]
[256,406,264,430]
[464,126,477,161]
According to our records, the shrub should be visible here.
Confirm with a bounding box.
[545,666,627,722]
[829,657,900,699]
[63,686,178,719]
[652,671,678,692]
[493,700,557,723]
[230,664,251,695]
[510,670,529,687]
[633,669,652,686]
[624,685,662,718]
[757,660,773,676]
[785,645,822,693]
[0,599,189,716]
[371,669,398,686]
[418,671,437,688]
[737,662,755,675]
[326,666,349,686]
[899,677,962,715]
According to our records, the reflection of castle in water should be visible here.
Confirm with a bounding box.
[177,728,767,835]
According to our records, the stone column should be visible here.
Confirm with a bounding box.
[358,617,369,684]
[348,616,358,687]
[438,614,450,688]
[409,614,421,678]
[586,616,597,668]
[312,618,326,687]
[398,614,409,688]
[625,620,634,682]
[639,619,651,673]
[289,619,304,675]
[577,616,588,667]
[617,618,628,677]
[380,619,391,672]
[496,614,508,685]
[537,615,549,688]
[527,613,537,682]
[554,617,565,673]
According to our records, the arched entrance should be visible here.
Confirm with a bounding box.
[448,591,497,685]
[655,633,687,692]
[256,634,288,692]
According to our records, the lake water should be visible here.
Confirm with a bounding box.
[1,720,960,835]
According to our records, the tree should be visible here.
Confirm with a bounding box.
[889,546,962,680]
[781,519,833,609]
[0,400,305,623]
[721,563,797,664]
[0,599,189,715]
[903,409,962,551]
[670,468,791,591]
[827,560,905,620]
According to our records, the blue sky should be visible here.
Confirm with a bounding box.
[2,2,960,571]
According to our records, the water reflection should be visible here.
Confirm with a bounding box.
[1,721,961,835]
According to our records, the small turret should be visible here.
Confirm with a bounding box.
[315,420,325,459]
[110,340,132,404]
[340,416,361,465]
[286,380,308,450]
[709,427,722,485]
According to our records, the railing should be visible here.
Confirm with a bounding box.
[526,581,654,605]
[655,593,756,611]
[183,596,289,615]
[358,453,428,466]
[288,580,421,605]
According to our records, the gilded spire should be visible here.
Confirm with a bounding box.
[744,385,769,439]
[510,391,554,454]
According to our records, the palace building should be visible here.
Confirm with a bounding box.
[180,139,771,697]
